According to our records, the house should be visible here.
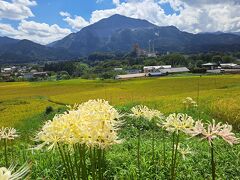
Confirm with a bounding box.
[144,65,172,73]
[23,73,34,79]
[125,69,141,74]
[2,68,12,73]
[202,63,219,70]
[158,67,190,74]
[115,73,146,79]
[148,72,166,77]
[114,68,123,71]
[147,52,157,58]
[220,63,240,69]
[33,72,48,78]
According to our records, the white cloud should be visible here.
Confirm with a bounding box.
[96,0,104,3]
[60,11,89,31]
[112,0,120,6]
[60,11,71,17]
[87,0,240,33]
[0,20,72,44]
[0,0,36,20]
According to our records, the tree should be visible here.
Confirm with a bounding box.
[212,55,222,63]
[222,56,234,63]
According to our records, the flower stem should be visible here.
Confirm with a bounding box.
[4,139,8,167]
[73,144,81,180]
[163,130,166,169]
[152,130,155,164]
[152,129,157,179]
[171,132,176,179]
[57,143,72,180]
[211,142,216,180]
[137,128,141,179]
[172,133,180,180]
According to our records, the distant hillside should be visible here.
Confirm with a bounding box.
[51,14,157,55]
[0,39,75,63]
[1,14,240,63]
[51,14,240,55]
[0,36,19,46]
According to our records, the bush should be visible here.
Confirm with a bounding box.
[45,106,53,114]
[190,67,207,73]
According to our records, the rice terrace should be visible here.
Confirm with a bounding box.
[1,74,240,179]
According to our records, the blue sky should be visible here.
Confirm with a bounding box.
[3,0,175,29]
[29,0,116,28]
[0,0,239,44]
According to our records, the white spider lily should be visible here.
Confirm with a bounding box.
[177,144,193,160]
[0,127,19,140]
[162,113,194,134]
[0,164,29,180]
[182,97,198,108]
[129,105,164,121]
[186,120,239,145]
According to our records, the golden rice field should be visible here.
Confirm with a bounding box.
[1,74,240,179]
[1,74,240,129]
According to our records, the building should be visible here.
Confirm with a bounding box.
[147,52,157,58]
[23,73,34,79]
[202,63,219,70]
[114,68,123,71]
[2,68,13,73]
[220,63,240,69]
[158,67,190,74]
[125,69,141,74]
[147,67,190,76]
[115,73,146,79]
[143,65,172,73]
[148,72,166,77]
[132,44,147,57]
[33,72,48,78]
[23,72,48,79]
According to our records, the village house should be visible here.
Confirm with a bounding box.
[220,63,240,69]
[148,67,190,76]
[202,63,219,70]
[143,65,172,73]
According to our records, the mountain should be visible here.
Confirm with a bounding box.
[0,36,19,46]
[51,14,157,55]
[0,39,74,63]
[230,32,240,36]
[51,14,240,55]
[1,14,240,63]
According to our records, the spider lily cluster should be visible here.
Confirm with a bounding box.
[35,99,122,179]
[182,97,198,109]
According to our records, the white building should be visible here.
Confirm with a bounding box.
[220,63,240,69]
[114,68,123,71]
[144,65,172,73]
[202,63,218,70]
[148,67,190,75]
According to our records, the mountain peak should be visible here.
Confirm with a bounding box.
[94,14,156,28]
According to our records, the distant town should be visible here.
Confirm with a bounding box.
[1,47,240,82]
